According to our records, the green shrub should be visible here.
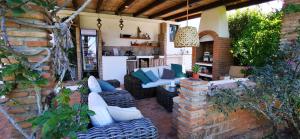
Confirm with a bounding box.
[229,9,282,67]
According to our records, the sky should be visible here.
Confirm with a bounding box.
[179,0,284,29]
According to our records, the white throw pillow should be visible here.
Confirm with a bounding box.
[88,76,102,93]
[107,106,143,122]
[88,92,113,127]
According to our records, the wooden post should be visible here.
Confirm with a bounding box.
[97,30,103,79]
[75,17,82,80]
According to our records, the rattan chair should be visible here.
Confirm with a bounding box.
[77,118,158,139]
[78,79,158,139]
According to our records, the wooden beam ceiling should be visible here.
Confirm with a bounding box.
[115,0,136,15]
[133,0,166,17]
[226,0,273,11]
[175,0,274,22]
[96,0,104,13]
[148,0,201,19]
[175,13,202,22]
[163,0,237,20]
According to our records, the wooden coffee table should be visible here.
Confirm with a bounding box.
[156,85,180,112]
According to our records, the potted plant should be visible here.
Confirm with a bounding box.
[192,64,200,80]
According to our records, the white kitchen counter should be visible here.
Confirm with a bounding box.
[102,56,128,84]
[102,56,165,84]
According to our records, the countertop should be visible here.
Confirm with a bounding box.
[103,56,165,58]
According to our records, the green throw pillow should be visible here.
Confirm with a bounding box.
[171,64,186,78]
[131,69,152,84]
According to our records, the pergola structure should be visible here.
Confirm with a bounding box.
[57,0,273,22]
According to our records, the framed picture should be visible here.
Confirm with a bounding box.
[169,24,179,42]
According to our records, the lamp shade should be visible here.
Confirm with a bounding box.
[174,26,199,48]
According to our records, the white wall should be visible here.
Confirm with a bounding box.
[199,6,229,39]
[58,10,177,47]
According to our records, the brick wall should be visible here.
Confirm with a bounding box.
[281,0,300,43]
[192,30,233,80]
[173,79,272,139]
[0,11,54,138]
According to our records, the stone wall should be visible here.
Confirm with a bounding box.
[0,11,54,138]
[173,79,272,139]
[281,0,300,43]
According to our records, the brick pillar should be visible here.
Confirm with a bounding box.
[173,79,271,139]
[173,79,210,138]
[0,12,54,138]
[281,0,300,43]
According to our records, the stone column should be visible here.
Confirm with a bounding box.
[281,0,300,43]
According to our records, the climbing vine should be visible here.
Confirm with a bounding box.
[0,0,93,138]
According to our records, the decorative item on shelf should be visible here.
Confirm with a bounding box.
[120,34,131,38]
[137,27,141,38]
[203,52,211,62]
[174,0,199,48]
[119,16,124,30]
[96,17,102,30]
[192,64,200,80]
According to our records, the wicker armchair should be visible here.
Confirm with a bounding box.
[78,79,158,139]
[77,118,158,139]
[124,74,156,99]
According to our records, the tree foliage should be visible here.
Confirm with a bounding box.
[229,9,282,67]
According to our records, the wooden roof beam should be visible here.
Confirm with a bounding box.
[115,0,136,15]
[133,0,166,17]
[175,0,274,22]
[226,0,273,11]
[148,0,201,19]
[163,0,237,20]
[175,13,202,22]
[96,0,104,13]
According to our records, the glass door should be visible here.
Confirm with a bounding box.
[81,29,98,78]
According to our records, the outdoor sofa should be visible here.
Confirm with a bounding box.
[125,66,186,99]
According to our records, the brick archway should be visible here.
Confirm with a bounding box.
[198,30,219,40]
[192,30,232,80]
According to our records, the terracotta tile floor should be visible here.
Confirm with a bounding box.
[136,98,178,139]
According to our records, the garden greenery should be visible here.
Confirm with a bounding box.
[229,9,282,67]
[210,4,300,138]
[29,88,94,139]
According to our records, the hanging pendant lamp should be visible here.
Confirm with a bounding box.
[174,0,199,48]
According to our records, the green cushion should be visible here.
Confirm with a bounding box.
[171,64,186,78]
[144,70,159,82]
[131,69,152,84]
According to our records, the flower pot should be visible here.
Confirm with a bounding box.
[192,73,199,80]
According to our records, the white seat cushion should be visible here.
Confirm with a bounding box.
[142,78,184,88]
[88,92,113,127]
[88,76,102,93]
[107,106,143,122]
[134,67,159,79]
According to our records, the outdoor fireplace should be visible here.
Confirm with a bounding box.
[192,6,233,80]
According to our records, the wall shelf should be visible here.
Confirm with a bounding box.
[196,62,212,67]
[199,73,213,78]
[131,44,158,47]
[120,36,150,40]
